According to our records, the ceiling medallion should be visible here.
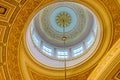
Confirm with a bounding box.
[56,11,72,28]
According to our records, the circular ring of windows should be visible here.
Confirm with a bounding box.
[30,17,98,60]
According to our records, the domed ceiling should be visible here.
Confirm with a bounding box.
[1,0,120,80]
[26,2,101,68]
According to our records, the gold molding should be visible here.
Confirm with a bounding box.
[88,39,120,80]
[2,0,120,80]
[22,0,113,79]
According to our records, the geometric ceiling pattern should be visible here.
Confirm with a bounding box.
[0,0,120,80]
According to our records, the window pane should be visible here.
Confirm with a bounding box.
[43,49,52,56]
[57,55,68,59]
[73,47,83,53]
[42,45,52,56]
[86,36,93,48]
[58,51,68,55]
[73,46,83,57]
[85,32,94,48]
[43,46,52,52]
[32,32,40,47]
